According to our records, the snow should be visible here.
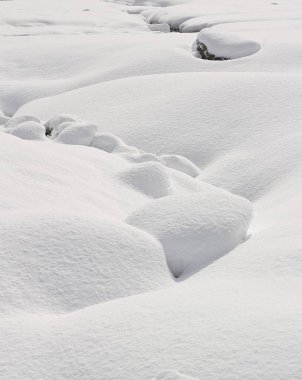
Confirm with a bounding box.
[4,114,41,129]
[120,161,172,199]
[0,213,172,313]
[160,154,200,178]
[54,121,99,145]
[0,0,302,379]
[148,23,171,33]
[156,370,199,379]
[45,113,81,136]
[92,132,126,152]
[0,0,148,37]
[19,72,302,202]
[6,120,47,141]
[195,29,261,60]
[139,1,302,32]
[0,132,148,218]
[127,189,253,277]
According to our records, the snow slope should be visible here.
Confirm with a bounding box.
[18,72,302,202]
[0,0,301,379]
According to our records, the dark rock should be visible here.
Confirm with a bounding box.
[196,42,229,61]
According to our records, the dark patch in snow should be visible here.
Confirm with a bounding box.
[45,126,52,137]
[196,42,230,61]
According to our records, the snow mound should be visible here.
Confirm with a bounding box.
[92,132,126,153]
[0,213,172,313]
[54,121,99,145]
[160,154,200,177]
[92,133,161,162]
[7,121,47,141]
[196,29,261,60]
[120,162,171,198]
[148,23,171,33]
[156,370,198,380]
[125,151,161,163]
[4,114,41,129]
[0,132,149,219]
[127,189,253,277]
[45,113,81,137]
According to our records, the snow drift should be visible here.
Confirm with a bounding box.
[195,29,260,60]
[0,213,172,313]
[1,0,302,379]
[127,189,253,277]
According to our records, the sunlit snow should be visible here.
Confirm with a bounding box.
[0,0,301,379]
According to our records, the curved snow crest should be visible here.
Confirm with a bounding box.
[0,213,172,313]
[140,3,302,33]
[1,112,200,179]
[195,29,261,60]
[7,121,47,141]
[127,187,253,278]
[119,162,172,198]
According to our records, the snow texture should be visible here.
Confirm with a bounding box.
[156,370,199,380]
[127,189,253,277]
[0,213,172,313]
[196,29,261,60]
[0,0,302,379]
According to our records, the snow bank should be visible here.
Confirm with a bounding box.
[54,121,99,145]
[92,132,126,153]
[20,72,302,201]
[195,29,260,60]
[4,114,41,129]
[148,23,171,33]
[0,213,172,313]
[1,0,302,379]
[45,113,81,137]
[123,151,161,163]
[141,2,302,32]
[179,11,302,33]
[0,0,149,37]
[7,121,47,141]
[127,188,253,277]
[2,113,204,185]
[120,162,172,198]
[160,154,200,178]
[0,133,148,219]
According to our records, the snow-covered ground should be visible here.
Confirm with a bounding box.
[0,0,301,379]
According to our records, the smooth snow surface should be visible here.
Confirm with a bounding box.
[7,120,47,141]
[1,0,302,379]
[127,190,253,277]
[1,213,171,313]
[156,370,199,380]
[196,29,261,59]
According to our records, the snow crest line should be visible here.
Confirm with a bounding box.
[1,111,253,282]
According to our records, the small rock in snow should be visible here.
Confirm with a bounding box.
[45,114,81,137]
[196,29,260,60]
